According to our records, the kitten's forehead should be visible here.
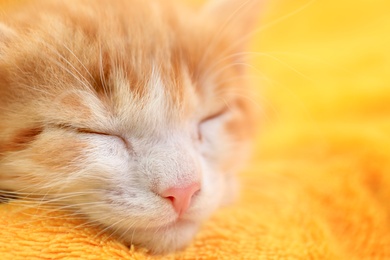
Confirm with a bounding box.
[106,65,198,131]
[63,69,195,131]
[1,0,240,131]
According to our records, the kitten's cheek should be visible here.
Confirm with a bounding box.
[27,136,88,172]
[0,132,93,193]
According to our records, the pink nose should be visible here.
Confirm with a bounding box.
[160,183,201,216]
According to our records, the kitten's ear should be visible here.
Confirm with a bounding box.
[203,0,262,37]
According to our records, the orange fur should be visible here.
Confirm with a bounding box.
[0,0,260,254]
[0,127,42,154]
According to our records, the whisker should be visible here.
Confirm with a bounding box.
[59,42,96,84]
[98,42,110,96]
[200,51,265,80]
[41,54,93,91]
[198,0,256,70]
[205,62,261,82]
[39,42,94,90]
[116,219,139,243]
[92,215,126,241]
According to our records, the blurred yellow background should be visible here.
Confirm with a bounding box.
[1,0,390,259]
[255,0,390,125]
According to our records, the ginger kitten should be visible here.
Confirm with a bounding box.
[0,0,259,254]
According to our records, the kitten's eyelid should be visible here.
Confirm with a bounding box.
[53,123,130,149]
[197,107,229,142]
[53,123,106,135]
[53,123,116,139]
[74,127,110,136]
[200,107,229,124]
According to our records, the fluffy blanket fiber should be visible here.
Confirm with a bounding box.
[1,0,390,259]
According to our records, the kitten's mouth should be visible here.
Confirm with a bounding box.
[146,219,193,231]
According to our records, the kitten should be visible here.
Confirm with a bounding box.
[0,0,259,254]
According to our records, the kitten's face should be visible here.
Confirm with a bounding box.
[0,0,259,254]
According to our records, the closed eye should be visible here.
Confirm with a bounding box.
[73,127,111,136]
[198,107,229,141]
[54,123,109,136]
[200,107,229,125]
[54,123,131,150]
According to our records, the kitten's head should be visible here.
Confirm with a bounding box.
[0,0,260,254]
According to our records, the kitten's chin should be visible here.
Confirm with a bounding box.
[119,220,200,254]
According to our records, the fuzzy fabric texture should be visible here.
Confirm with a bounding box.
[1,0,390,259]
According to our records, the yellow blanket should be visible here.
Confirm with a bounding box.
[1,0,390,259]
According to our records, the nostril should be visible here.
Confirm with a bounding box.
[166,196,175,203]
[160,182,201,216]
[193,189,201,197]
